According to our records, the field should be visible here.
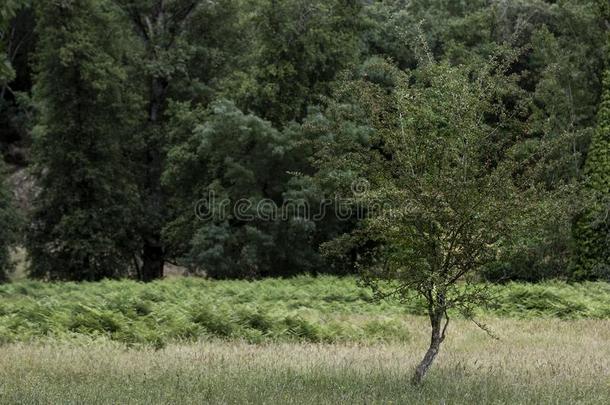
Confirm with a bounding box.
[1,277,609,403]
[1,319,609,404]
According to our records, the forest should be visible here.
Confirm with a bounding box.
[0,0,609,403]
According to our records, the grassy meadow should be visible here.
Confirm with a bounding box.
[1,318,608,404]
[1,276,609,403]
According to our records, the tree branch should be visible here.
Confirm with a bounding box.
[440,308,449,341]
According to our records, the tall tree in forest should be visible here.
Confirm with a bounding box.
[573,4,610,279]
[116,0,206,281]
[27,0,139,281]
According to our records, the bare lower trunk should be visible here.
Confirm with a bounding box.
[138,76,168,282]
[412,310,447,385]
[140,237,164,282]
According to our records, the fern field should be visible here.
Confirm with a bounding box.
[1,276,608,347]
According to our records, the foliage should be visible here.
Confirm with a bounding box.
[0,162,20,282]
[0,0,28,84]
[164,100,326,278]
[113,0,245,280]
[0,0,609,281]
[572,31,610,280]
[318,56,555,382]
[26,0,140,281]
[0,276,608,346]
[0,4,35,167]
[363,0,605,282]
[227,0,364,125]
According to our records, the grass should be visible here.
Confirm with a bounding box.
[0,317,608,404]
[1,277,608,403]
[1,276,609,346]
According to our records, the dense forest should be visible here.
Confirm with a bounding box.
[1,0,609,283]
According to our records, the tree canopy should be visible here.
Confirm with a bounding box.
[0,0,607,284]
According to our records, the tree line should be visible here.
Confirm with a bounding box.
[0,0,608,283]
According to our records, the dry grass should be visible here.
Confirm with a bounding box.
[1,317,608,404]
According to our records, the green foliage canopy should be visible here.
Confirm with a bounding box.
[164,100,325,278]
[27,0,140,281]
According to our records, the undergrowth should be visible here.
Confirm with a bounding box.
[0,276,608,347]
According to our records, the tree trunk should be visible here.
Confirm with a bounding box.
[141,237,164,282]
[412,311,446,385]
[138,76,168,282]
[124,2,197,282]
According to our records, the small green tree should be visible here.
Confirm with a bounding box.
[322,58,539,384]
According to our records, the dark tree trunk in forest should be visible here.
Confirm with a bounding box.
[139,76,168,281]
[141,238,164,282]
[412,309,448,385]
[123,1,200,281]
